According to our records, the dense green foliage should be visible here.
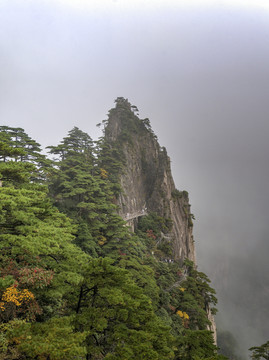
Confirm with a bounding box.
[0,102,227,359]
[249,341,269,360]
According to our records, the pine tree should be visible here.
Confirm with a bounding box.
[0,126,50,183]
[75,257,174,360]
[0,134,89,358]
[47,127,131,258]
[249,341,269,360]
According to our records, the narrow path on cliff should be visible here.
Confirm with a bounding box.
[123,210,148,221]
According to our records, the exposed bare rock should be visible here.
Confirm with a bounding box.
[104,97,196,265]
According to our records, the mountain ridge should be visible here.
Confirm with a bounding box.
[103,97,196,264]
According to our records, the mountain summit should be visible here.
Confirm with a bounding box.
[103,97,196,264]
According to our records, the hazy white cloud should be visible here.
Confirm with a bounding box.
[31,0,269,12]
[1,1,269,355]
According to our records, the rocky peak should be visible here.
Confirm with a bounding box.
[104,98,196,265]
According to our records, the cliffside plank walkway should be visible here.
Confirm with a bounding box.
[123,210,148,221]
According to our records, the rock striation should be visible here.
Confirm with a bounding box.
[103,97,218,343]
[104,98,196,265]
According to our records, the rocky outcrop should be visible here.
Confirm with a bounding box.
[104,97,196,265]
[103,97,218,342]
[207,306,217,344]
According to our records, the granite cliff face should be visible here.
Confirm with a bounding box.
[103,98,218,342]
[103,98,196,265]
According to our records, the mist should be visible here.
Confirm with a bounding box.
[1,1,269,357]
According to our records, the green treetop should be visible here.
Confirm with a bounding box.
[249,341,269,360]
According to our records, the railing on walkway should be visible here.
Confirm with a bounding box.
[123,210,148,221]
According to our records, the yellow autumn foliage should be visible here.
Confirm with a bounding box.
[98,236,107,246]
[183,312,189,319]
[176,310,189,319]
[100,168,108,179]
[176,310,184,317]
[0,286,34,310]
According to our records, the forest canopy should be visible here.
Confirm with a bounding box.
[0,105,228,359]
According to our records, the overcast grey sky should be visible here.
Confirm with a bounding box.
[1,0,269,357]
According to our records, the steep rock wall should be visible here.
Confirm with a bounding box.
[104,98,196,265]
